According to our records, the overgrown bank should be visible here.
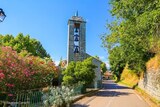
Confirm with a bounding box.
[118,65,139,88]
[102,0,160,105]
[117,55,160,106]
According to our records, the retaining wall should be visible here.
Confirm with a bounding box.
[138,69,160,100]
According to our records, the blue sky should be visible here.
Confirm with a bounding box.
[0,0,113,67]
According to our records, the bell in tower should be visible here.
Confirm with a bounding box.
[74,23,80,33]
[75,28,79,33]
[74,46,79,53]
[74,34,79,41]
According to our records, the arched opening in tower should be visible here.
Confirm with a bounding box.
[74,23,80,54]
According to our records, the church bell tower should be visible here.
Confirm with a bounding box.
[67,12,86,64]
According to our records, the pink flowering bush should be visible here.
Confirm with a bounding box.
[0,46,58,93]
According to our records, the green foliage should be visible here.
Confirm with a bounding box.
[0,33,50,58]
[43,83,83,107]
[120,65,139,88]
[62,57,96,86]
[62,62,76,85]
[108,46,126,79]
[63,75,75,85]
[112,74,118,81]
[94,55,100,60]
[100,62,107,74]
[102,0,160,77]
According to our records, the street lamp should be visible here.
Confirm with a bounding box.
[0,8,6,22]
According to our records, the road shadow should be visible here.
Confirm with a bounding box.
[102,83,130,90]
[96,90,131,97]
[71,104,89,107]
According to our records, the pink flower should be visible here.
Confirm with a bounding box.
[6,83,15,87]
[23,69,30,77]
[8,94,13,96]
[11,63,15,67]
[29,61,33,65]
[0,70,3,73]
[30,71,35,75]
[0,73,5,79]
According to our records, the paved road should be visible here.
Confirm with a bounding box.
[72,80,150,107]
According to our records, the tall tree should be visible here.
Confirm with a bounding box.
[102,0,160,77]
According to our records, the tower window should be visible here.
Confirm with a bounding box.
[74,23,80,28]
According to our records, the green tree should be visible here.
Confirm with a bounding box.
[62,62,76,85]
[100,62,107,74]
[108,46,126,80]
[76,57,96,85]
[0,33,50,58]
[62,57,96,86]
[102,0,160,77]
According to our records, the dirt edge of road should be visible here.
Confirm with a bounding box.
[135,87,160,107]
[118,82,160,107]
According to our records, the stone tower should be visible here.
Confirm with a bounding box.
[67,12,86,64]
[66,12,102,88]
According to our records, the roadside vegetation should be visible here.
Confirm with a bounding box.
[0,34,59,106]
[119,65,139,88]
[0,34,57,92]
[102,0,160,80]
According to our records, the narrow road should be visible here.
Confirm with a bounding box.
[72,80,150,107]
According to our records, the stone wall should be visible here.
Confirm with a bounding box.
[138,69,160,100]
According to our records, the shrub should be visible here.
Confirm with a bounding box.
[43,83,83,107]
[62,57,96,86]
[0,46,58,93]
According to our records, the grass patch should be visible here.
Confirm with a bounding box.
[118,80,137,88]
[119,65,139,88]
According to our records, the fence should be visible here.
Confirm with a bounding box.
[0,90,43,107]
[0,84,83,107]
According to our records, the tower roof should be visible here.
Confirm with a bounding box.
[69,11,86,22]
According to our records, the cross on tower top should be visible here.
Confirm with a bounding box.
[75,11,78,17]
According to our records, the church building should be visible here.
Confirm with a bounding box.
[67,12,102,88]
